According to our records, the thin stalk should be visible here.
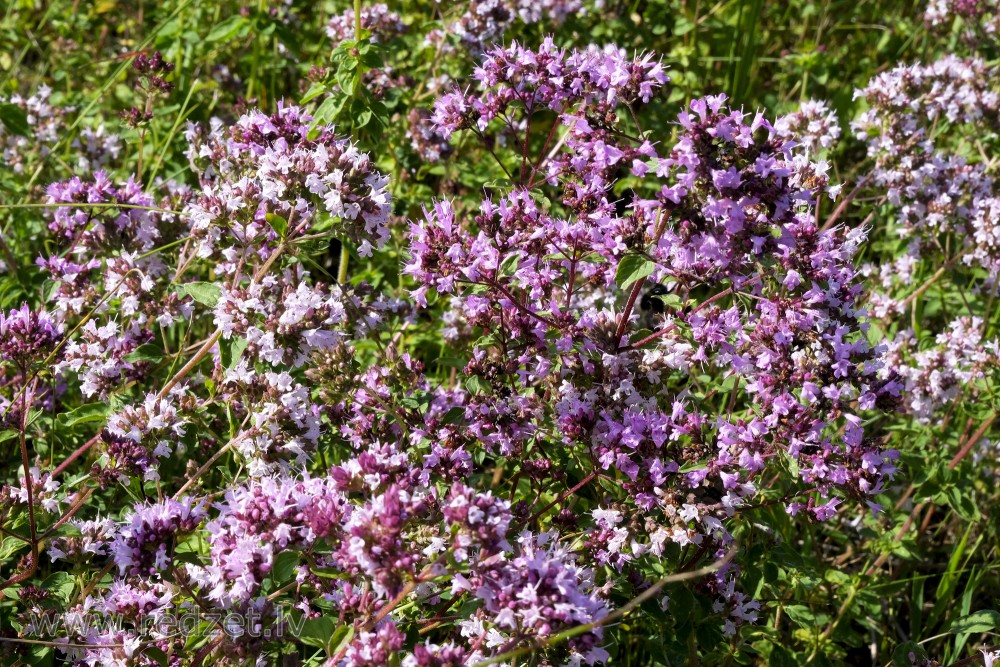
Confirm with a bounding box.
[614,209,666,345]
[338,242,350,284]
[51,433,103,478]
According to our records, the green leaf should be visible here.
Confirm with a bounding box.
[336,63,359,92]
[783,604,816,627]
[329,625,353,656]
[615,254,655,291]
[272,550,299,584]
[265,212,287,238]
[357,42,383,68]
[296,616,336,650]
[219,336,248,371]
[123,344,163,364]
[352,98,373,128]
[311,92,350,128]
[0,536,27,561]
[484,177,515,190]
[767,643,796,667]
[172,551,204,568]
[400,391,434,411]
[301,81,330,105]
[26,645,52,666]
[206,15,249,42]
[0,103,30,137]
[442,406,465,425]
[177,282,222,307]
[949,610,1000,634]
[466,376,492,395]
[144,647,169,667]
[649,292,683,309]
[498,252,521,279]
[40,572,74,603]
[42,279,61,303]
[673,16,696,36]
[57,402,110,428]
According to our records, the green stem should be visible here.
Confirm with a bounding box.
[353,0,364,96]
[338,242,350,284]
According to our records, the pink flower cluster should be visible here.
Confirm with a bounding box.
[4,22,977,664]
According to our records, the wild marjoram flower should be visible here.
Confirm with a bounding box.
[851,53,1000,430]
[0,304,63,367]
[184,102,392,261]
[0,30,946,667]
[408,39,900,646]
[28,40,903,666]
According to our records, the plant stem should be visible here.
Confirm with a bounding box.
[338,241,350,284]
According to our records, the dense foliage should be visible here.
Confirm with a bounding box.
[0,1,998,666]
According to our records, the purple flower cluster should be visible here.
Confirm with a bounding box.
[184,103,392,259]
[8,466,64,514]
[56,320,156,398]
[853,57,1000,275]
[1,86,65,175]
[97,391,187,483]
[2,20,964,666]
[405,40,904,640]
[887,317,1000,422]
[110,497,206,577]
[326,3,406,43]
[189,475,346,605]
[0,304,62,366]
[443,0,583,54]
[41,172,189,317]
[407,108,453,162]
[774,99,841,153]
[120,50,175,128]
[925,0,999,46]
[48,517,117,563]
[459,531,610,665]
[432,38,666,138]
